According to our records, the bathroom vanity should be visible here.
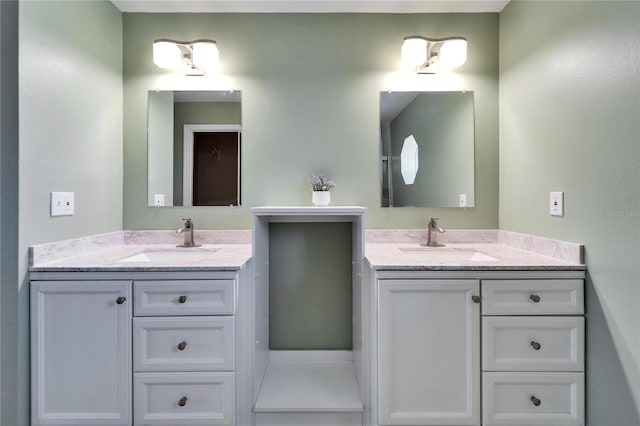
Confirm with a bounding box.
[29,225,585,426]
[365,238,585,426]
[29,233,253,426]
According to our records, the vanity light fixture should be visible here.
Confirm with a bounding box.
[401,36,467,74]
[153,39,219,75]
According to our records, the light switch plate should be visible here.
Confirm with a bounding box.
[459,194,467,208]
[51,192,74,216]
[550,191,564,216]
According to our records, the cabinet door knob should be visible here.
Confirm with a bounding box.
[177,341,187,351]
[178,396,187,407]
[530,294,541,303]
[471,295,481,304]
[530,341,542,350]
[178,295,187,304]
[530,396,541,406]
[116,297,126,305]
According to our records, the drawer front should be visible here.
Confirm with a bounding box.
[482,280,583,315]
[483,372,584,425]
[134,280,235,316]
[483,317,584,371]
[134,372,235,425]
[134,317,235,372]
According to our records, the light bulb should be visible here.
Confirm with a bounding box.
[401,38,428,68]
[153,41,182,69]
[192,41,219,71]
[439,39,467,69]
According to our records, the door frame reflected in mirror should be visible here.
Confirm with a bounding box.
[182,124,242,206]
[146,90,242,207]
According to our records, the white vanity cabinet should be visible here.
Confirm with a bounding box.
[132,279,236,426]
[377,279,481,425]
[481,279,585,426]
[30,280,132,426]
[31,267,251,426]
[367,270,585,426]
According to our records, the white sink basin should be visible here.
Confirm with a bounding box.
[116,248,220,263]
[397,247,498,262]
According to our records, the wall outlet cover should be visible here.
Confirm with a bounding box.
[550,191,564,216]
[51,192,74,216]
[154,194,165,207]
[459,194,467,208]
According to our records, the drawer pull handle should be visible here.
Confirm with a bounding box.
[471,295,481,304]
[116,297,126,305]
[178,295,187,304]
[177,341,187,351]
[530,341,542,350]
[530,294,541,303]
[531,396,541,407]
[178,396,187,407]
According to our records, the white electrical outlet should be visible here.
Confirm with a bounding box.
[459,194,467,208]
[550,191,564,216]
[154,194,165,207]
[51,192,74,216]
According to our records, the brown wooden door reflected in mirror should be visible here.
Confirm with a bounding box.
[192,131,240,206]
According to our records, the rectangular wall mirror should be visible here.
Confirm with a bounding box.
[147,90,242,207]
[380,91,475,208]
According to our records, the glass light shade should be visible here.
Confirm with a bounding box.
[192,41,219,71]
[400,135,419,185]
[401,38,428,68]
[439,39,467,69]
[153,41,182,69]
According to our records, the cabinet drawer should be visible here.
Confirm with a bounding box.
[134,372,234,425]
[134,280,235,316]
[134,317,235,372]
[482,280,583,315]
[483,317,584,371]
[483,372,584,425]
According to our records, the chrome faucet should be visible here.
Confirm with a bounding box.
[424,217,446,247]
[176,218,201,248]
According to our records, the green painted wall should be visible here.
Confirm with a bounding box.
[18,2,123,424]
[148,91,174,205]
[0,1,19,424]
[123,13,499,231]
[499,1,640,424]
[269,223,353,350]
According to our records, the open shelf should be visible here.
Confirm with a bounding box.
[254,351,363,413]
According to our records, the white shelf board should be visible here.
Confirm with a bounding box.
[254,359,363,413]
[252,206,366,216]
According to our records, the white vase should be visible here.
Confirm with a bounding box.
[312,191,331,207]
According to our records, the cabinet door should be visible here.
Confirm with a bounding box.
[378,279,480,425]
[31,281,132,425]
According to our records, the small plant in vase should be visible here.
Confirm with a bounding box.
[309,173,336,207]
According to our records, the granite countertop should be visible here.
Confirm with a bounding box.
[365,242,585,271]
[29,231,252,272]
[364,229,585,271]
[29,229,585,272]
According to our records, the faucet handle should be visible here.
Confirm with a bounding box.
[181,218,193,227]
[429,217,439,225]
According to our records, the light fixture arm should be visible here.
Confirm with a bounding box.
[403,35,466,43]
[153,38,218,46]
[402,35,468,74]
[152,38,219,75]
